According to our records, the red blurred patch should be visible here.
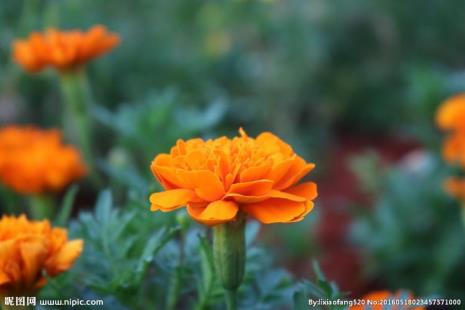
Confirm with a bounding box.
[316,133,421,296]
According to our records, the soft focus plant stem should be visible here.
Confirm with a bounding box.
[29,195,54,220]
[213,213,246,310]
[224,289,237,310]
[59,69,93,170]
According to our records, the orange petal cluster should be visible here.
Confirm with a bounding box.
[150,129,317,225]
[0,126,87,194]
[444,177,465,201]
[0,214,83,296]
[436,94,465,131]
[12,25,120,73]
[436,94,465,166]
[436,94,465,201]
[349,290,425,310]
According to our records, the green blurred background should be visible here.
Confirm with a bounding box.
[1,0,465,302]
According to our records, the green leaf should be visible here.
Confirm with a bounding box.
[135,227,179,280]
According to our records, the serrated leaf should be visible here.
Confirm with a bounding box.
[135,227,179,278]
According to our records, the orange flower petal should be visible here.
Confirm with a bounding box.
[188,170,225,201]
[266,190,307,202]
[256,132,293,155]
[228,179,273,196]
[289,201,314,222]
[274,156,315,190]
[225,183,315,204]
[187,200,238,226]
[150,189,198,211]
[239,161,272,183]
[266,157,295,183]
[185,150,210,170]
[19,238,47,287]
[151,155,178,190]
[45,239,83,276]
[153,166,225,201]
[152,166,185,189]
[225,194,269,204]
[0,240,16,286]
[242,198,313,224]
[0,271,10,286]
[285,182,318,200]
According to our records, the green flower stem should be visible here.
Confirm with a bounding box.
[213,213,246,310]
[224,290,237,310]
[29,195,54,220]
[59,69,93,170]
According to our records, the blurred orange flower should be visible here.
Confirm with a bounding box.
[436,94,465,131]
[150,129,317,225]
[0,126,87,194]
[444,177,465,201]
[436,94,465,201]
[0,214,83,296]
[350,290,425,310]
[441,131,465,166]
[12,25,120,73]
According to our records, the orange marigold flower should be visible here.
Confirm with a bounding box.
[436,93,465,131]
[0,126,87,194]
[149,129,317,225]
[444,177,465,201]
[436,94,465,169]
[441,131,465,166]
[12,25,120,73]
[349,290,425,310]
[0,214,83,296]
